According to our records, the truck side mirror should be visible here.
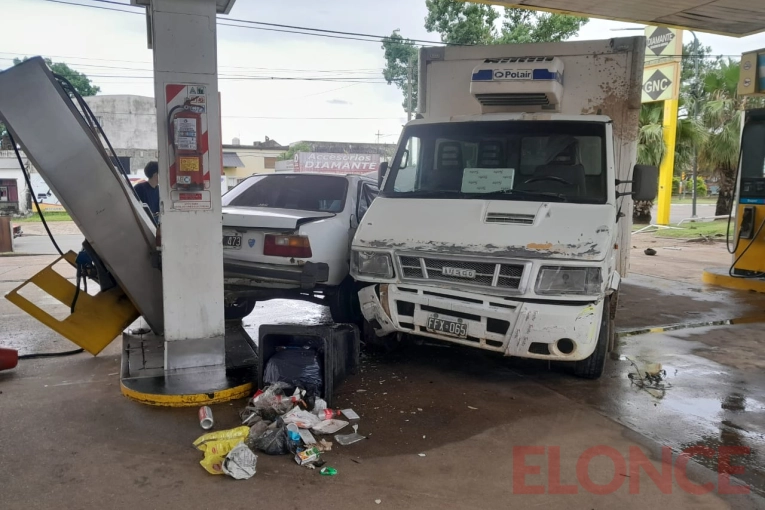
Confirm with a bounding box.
[632,165,658,201]
[378,161,388,188]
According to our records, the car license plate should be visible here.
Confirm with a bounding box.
[426,313,468,338]
[222,234,242,249]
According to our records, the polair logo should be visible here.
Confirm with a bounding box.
[494,69,532,80]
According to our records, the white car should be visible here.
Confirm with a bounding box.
[221,172,379,321]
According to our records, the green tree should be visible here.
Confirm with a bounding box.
[382,2,588,111]
[278,142,312,161]
[12,57,100,96]
[381,30,419,111]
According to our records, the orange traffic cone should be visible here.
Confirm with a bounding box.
[0,347,18,371]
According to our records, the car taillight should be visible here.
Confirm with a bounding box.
[263,234,312,258]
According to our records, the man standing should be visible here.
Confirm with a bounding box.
[134,161,160,222]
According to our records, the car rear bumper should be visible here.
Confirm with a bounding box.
[359,283,604,361]
[223,260,329,290]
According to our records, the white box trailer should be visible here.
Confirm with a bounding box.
[351,37,657,379]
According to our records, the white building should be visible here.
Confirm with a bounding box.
[0,150,30,214]
[84,95,158,175]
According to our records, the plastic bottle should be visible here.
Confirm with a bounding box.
[314,408,342,420]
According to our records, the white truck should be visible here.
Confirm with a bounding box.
[351,37,657,379]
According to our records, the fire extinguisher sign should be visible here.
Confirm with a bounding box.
[166,83,212,211]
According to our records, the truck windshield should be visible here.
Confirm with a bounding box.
[222,174,349,213]
[385,121,608,204]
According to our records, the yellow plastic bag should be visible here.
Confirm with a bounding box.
[193,426,250,475]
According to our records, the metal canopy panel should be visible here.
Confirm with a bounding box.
[131,0,236,14]
[0,58,165,332]
[222,152,245,168]
[485,1,765,37]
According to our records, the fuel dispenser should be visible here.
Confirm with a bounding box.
[731,109,765,275]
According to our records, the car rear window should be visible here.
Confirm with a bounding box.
[223,175,349,213]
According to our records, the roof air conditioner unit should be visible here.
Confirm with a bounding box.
[470,56,564,112]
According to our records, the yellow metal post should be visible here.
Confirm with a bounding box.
[656,99,678,225]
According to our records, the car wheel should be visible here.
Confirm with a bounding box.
[328,277,362,324]
[573,296,610,380]
[224,297,256,322]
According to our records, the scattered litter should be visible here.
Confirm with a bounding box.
[222,443,258,480]
[467,406,478,410]
[254,426,292,456]
[351,458,361,464]
[320,466,338,476]
[664,246,682,251]
[283,407,322,429]
[644,248,657,256]
[356,389,367,393]
[417,408,423,412]
[193,426,250,475]
[298,428,317,445]
[342,408,360,420]
[287,423,301,442]
[335,424,366,446]
[315,408,343,420]
[422,435,426,439]
[199,406,214,430]
[316,439,333,452]
[418,453,426,457]
[375,499,382,505]
[295,446,321,466]
[627,357,672,398]
[313,419,349,435]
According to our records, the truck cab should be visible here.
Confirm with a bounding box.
[350,38,656,379]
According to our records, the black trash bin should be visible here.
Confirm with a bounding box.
[257,324,359,407]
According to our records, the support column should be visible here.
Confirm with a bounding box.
[656,99,678,226]
[150,0,224,370]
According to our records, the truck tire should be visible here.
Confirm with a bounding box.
[224,297,256,322]
[574,296,610,379]
[328,277,362,324]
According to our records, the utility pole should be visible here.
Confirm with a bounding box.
[375,130,382,145]
[690,31,700,218]
[407,57,413,122]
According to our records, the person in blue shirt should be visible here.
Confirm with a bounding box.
[134,161,160,223]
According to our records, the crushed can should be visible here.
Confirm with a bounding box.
[199,406,214,430]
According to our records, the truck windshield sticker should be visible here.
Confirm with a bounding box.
[461,168,515,193]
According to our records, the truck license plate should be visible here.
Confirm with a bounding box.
[222,234,242,249]
[426,313,468,338]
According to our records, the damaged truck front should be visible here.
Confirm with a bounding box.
[351,37,657,379]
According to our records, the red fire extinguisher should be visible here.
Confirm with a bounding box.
[168,103,205,191]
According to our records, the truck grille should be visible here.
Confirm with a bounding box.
[399,255,523,290]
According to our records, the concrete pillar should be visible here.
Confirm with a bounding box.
[149,0,225,370]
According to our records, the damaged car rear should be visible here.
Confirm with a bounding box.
[222,172,378,321]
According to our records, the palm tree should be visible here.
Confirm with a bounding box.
[697,58,750,216]
[633,103,665,224]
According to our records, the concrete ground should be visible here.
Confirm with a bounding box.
[2,233,765,509]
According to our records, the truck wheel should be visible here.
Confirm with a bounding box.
[224,297,256,322]
[328,277,362,324]
[574,296,610,380]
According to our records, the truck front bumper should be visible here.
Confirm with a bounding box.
[359,283,604,361]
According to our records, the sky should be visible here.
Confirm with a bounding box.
[3,0,765,147]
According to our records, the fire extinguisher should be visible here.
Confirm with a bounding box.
[168,103,204,191]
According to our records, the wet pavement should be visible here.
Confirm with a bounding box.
[2,252,765,507]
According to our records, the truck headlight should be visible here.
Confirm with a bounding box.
[535,266,602,295]
[353,251,394,279]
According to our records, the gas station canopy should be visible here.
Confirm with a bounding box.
[485,1,765,37]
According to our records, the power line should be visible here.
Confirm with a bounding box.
[41,0,445,46]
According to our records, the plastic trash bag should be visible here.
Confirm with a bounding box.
[193,426,250,475]
[254,426,292,455]
[240,382,295,423]
[282,407,321,429]
[264,348,323,396]
[222,443,258,480]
